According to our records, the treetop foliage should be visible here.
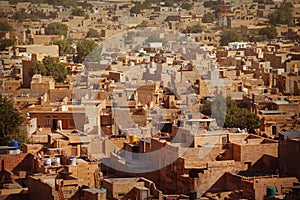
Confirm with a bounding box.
[203,1,219,19]
[75,39,99,63]
[0,21,14,32]
[45,22,68,37]
[248,27,277,42]
[86,28,100,38]
[181,2,192,10]
[186,24,203,33]
[220,29,247,46]
[53,39,73,56]
[0,95,27,146]
[259,27,277,40]
[0,39,15,51]
[71,8,85,16]
[11,11,38,22]
[268,3,293,26]
[29,56,68,82]
[201,95,259,133]
[202,12,216,23]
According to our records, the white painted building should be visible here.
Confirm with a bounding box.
[227,42,248,50]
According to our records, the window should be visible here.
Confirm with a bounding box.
[19,48,26,53]
[271,125,278,135]
[118,193,125,197]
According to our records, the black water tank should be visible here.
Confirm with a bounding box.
[189,190,197,200]
[177,120,183,127]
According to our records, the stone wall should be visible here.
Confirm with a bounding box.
[0,153,33,174]
[49,89,72,103]
[240,142,277,165]
[102,178,144,199]
[28,176,55,200]
[194,161,244,197]
[241,176,298,200]
[279,138,300,180]
[82,189,106,200]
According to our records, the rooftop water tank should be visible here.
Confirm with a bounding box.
[69,157,77,166]
[52,157,60,167]
[189,190,197,200]
[9,140,18,149]
[100,188,107,193]
[266,186,276,197]
[44,158,51,166]
[129,135,137,144]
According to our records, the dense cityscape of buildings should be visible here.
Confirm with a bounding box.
[0,0,300,199]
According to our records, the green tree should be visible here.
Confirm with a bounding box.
[11,11,38,22]
[53,39,73,56]
[224,106,259,133]
[220,29,246,46]
[200,99,212,116]
[130,2,143,14]
[268,3,293,26]
[202,12,216,23]
[181,2,192,10]
[248,27,277,42]
[86,28,100,38]
[165,0,175,7]
[248,29,263,42]
[203,1,219,19]
[0,21,14,32]
[259,27,277,40]
[0,39,15,51]
[0,95,27,146]
[45,22,68,37]
[29,60,47,75]
[29,56,68,82]
[75,39,97,63]
[186,24,203,33]
[201,95,259,132]
[71,7,85,16]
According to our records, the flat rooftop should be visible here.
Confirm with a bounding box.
[82,188,106,194]
[259,110,285,115]
[280,131,300,141]
[103,177,141,184]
